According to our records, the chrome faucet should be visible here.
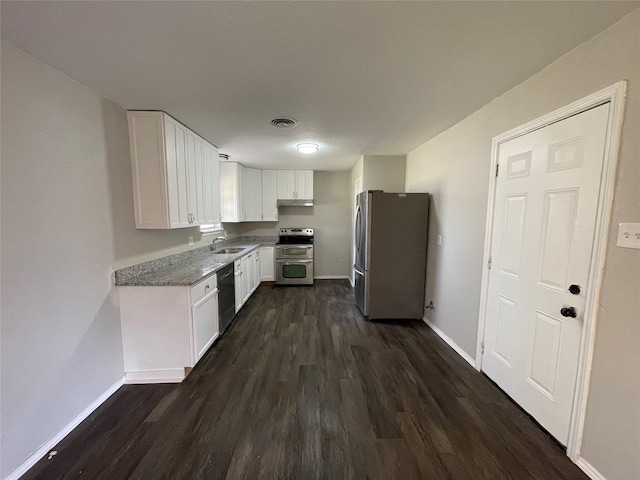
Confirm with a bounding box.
[210,236,226,251]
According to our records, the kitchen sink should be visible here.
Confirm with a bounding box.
[214,247,245,255]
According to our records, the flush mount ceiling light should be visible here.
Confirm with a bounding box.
[296,143,319,154]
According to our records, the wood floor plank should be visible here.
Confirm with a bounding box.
[22,280,588,480]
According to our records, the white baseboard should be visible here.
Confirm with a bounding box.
[5,376,125,480]
[423,317,476,368]
[314,275,350,280]
[125,368,185,384]
[574,456,608,480]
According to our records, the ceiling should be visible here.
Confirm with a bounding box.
[2,1,637,171]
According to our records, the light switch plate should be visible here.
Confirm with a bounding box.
[616,223,640,249]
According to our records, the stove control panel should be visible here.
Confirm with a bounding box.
[279,228,314,236]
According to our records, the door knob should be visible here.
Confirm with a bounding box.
[560,307,577,318]
[568,284,581,295]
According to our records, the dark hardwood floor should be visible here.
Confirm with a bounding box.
[23,280,588,480]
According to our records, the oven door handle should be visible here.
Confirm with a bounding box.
[277,245,314,249]
[276,259,314,264]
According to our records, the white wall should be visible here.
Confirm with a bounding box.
[233,171,351,278]
[362,155,406,192]
[0,42,127,478]
[0,41,241,479]
[405,10,640,480]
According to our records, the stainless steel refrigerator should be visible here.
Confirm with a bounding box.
[354,191,429,319]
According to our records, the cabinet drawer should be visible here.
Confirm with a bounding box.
[191,276,218,303]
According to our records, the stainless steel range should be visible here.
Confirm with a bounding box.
[276,228,314,285]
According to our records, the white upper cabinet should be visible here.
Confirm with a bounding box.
[202,142,221,224]
[243,168,263,221]
[186,130,205,224]
[220,162,242,222]
[220,162,264,222]
[276,170,314,200]
[127,111,221,229]
[261,170,278,221]
[296,170,314,199]
[276,170,296,200]
[164,115,190,228]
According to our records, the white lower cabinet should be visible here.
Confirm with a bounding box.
[242,254,252,304]
[252,250,261,293]
[260,246,275,281]
[120,248,272,384]
[234,259,243,313]
[234,248,267,313]
[119,276,218,384]
[192,288,219,362]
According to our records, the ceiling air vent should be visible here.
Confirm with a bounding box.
[218,153,230,161]
[270,117,297,128]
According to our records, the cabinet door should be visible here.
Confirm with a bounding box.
[191,289,219,364]
[202,142,220,224]
[210,145,221,223]
[260,246,275,281]
[234,262,243,313]
[261,170,278,221]
[241,168,261,221]
[251,170,263,221]
[186,131,205,225]
[128,111,169,228]
[221,162,241,222]
[277,170,296,199]
[164,116,190,228]
[296,170,314,199]
[253,251,261,291]
[242,255,251,303]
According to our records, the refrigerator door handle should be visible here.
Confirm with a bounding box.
[355,205,362,254]
[353,265,365,276]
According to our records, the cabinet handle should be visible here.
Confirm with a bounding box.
[205,285,210,290]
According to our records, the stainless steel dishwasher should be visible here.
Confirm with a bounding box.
[217,263,235,334]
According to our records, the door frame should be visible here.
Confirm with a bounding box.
[475,81,627,461]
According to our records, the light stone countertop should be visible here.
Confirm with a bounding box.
[114,236,277,287]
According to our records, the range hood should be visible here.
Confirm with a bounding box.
[277,198,314,207]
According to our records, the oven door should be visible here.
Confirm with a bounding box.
[276,259,314,285]
[275,245,313,259]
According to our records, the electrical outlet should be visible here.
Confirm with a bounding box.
[437,235,442,245]
[335,256,340,263]
[188,236,194,246]
[617,223,640,249]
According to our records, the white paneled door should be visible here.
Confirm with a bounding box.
[483,103,609,445]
